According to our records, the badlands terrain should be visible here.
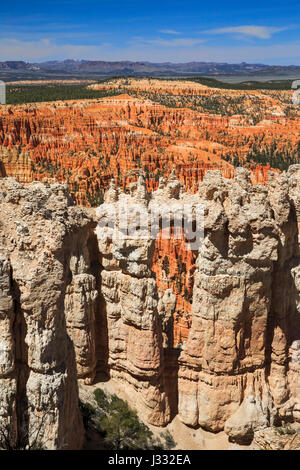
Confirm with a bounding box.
[0,78,300,449]
[1,78,300,346]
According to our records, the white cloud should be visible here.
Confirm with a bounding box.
[0,37,300,65]
[204,25,288,39]
[159,29,181,35]
[145,38,205,47]
[0,38,110,61]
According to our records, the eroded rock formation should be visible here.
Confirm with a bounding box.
[2,84,298,349]
[2,82,297,209]
[174,167,300,442]
[94,167,300,443]
[0,167,300,447]
[0,178,93,449]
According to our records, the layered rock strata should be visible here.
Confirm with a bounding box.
[94,168,300,442]
[0,167,300,447]
[0,178,93,449]
[95,176,172,425]
[1,88,295,209]
[177,167,300,442]
[2,88,296,344]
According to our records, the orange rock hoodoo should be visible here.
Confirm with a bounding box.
[2,92,295,203]
[1,80,299,346]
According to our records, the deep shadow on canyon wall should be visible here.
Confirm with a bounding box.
[86,168,300,444]
[86,232,110,381]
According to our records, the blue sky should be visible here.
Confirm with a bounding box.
[1,0,300,64]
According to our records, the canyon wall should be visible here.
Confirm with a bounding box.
[177,168,300,442]
[0,178,94,449]
[92,168,299,443]
[2,88,297,346]
[0,168,300,447]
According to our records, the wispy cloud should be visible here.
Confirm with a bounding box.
[203,25,289,39]
[159,29,181,35]
[145,37,204,47]
[1,37,300,66]
[0,38,111,61]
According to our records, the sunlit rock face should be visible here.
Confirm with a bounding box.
[1,83,297,337]
[93,167,300,442]
[0,165,300,446]
[0,178,91,449]
[2,78,297,207]
[177,167,300,442]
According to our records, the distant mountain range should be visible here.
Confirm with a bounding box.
[1,59,300,80]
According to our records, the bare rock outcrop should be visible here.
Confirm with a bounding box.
[177,168,300,443]
[95,175,171,425]
[1,165,300,447]
[95,167,300,443]
[0,178,94,449]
